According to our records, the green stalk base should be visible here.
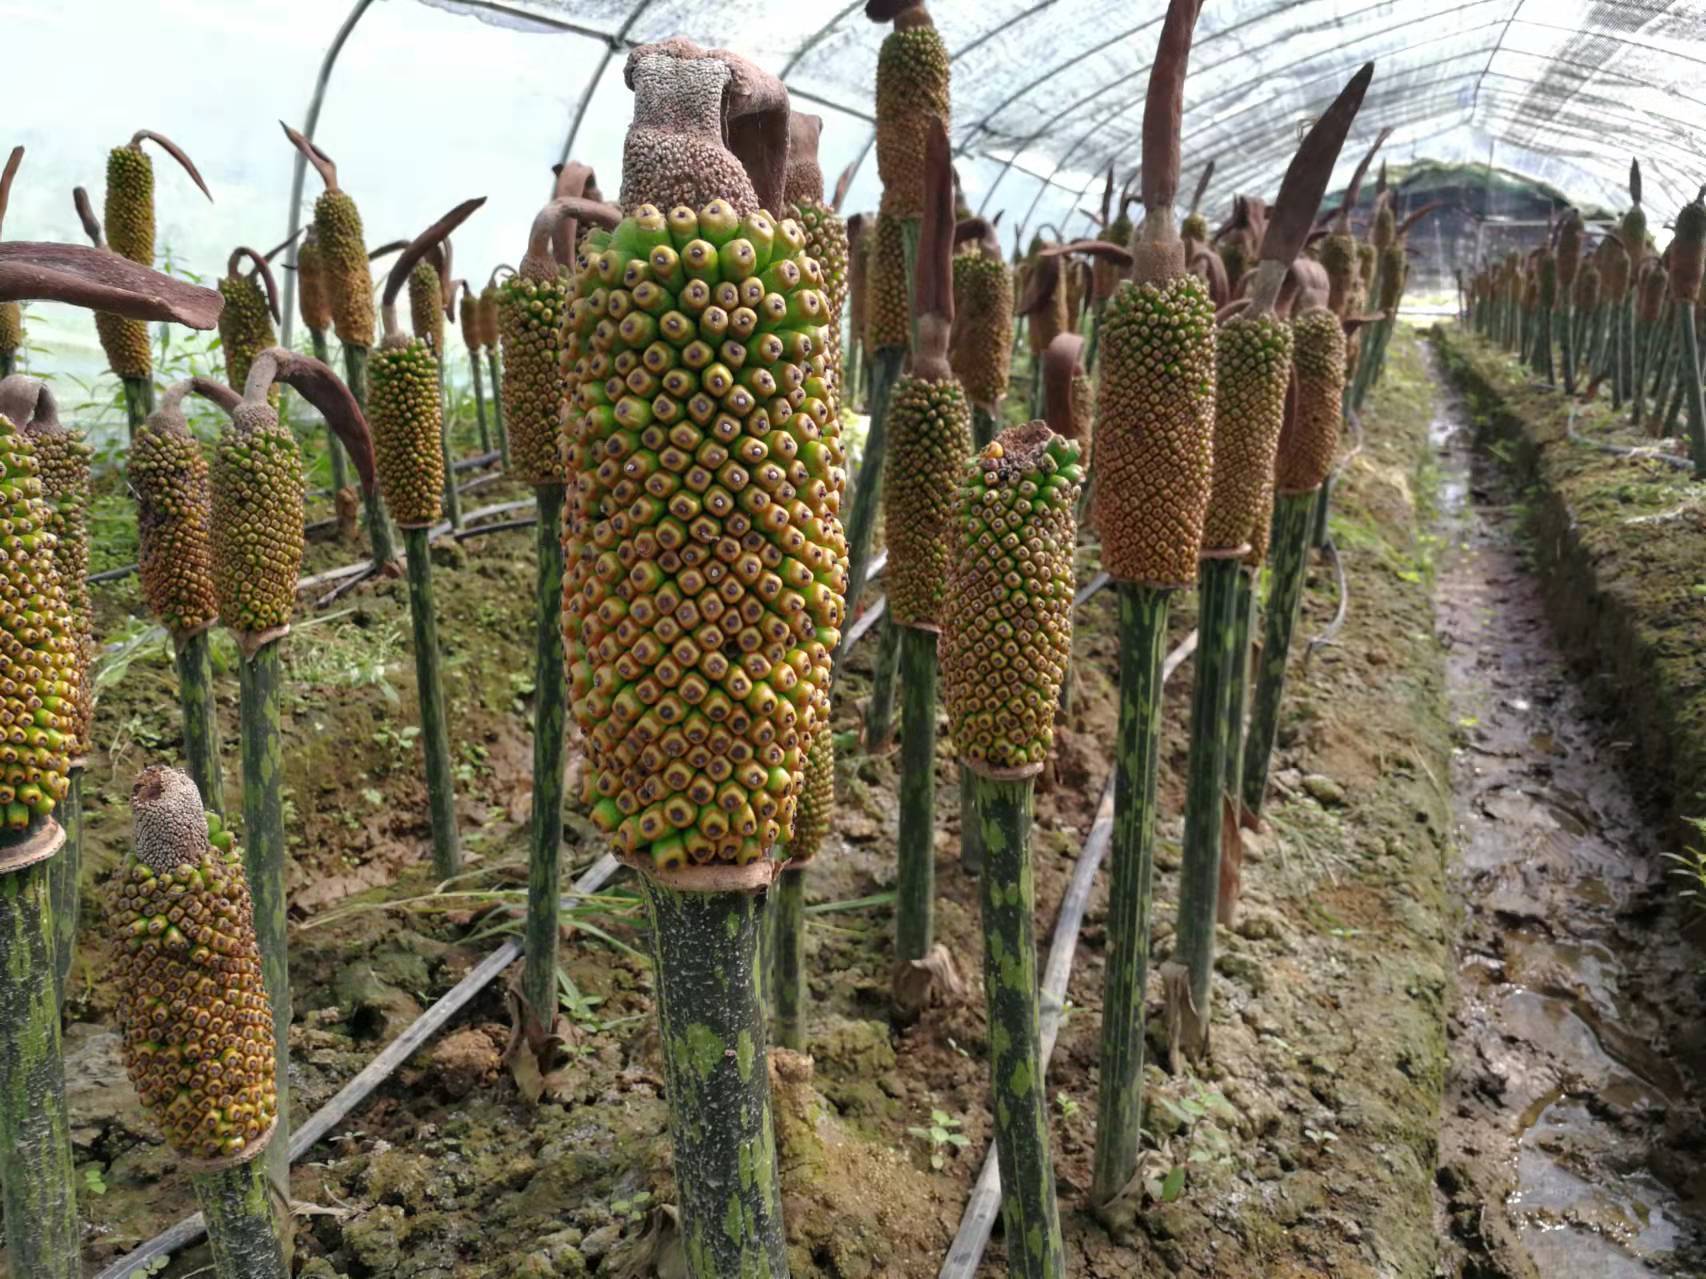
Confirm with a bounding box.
[1679,304,1706,481]
[522,487,568,1052]
[1090,584,1172,1209]
[402,527,462,879]
[1218,570,1255,926]
[971,773,1066,1278]
[959,765,985,874]
[239,641,292,1197]
[864,614,900,751]
[0,350,14,378]
[123,375,154,438]
[894,625,939,1021]
[309,329,354,503]
[772,865,807,1051]
[972,404,998,451]
[487,349,510,470]
[193,1158,289,1279]
[1168,558,1242,1061]
[175,629,226,818]
[343,345,400,570]
[1560,303,1575,394]
[839,345,905,650]
[470,350,491,454]
[1242,491,1317,821]
[53,769,82,1003]
[0,830,79,1279]
[642,879,788,1279]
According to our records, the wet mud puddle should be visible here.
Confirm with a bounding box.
[1426,351,1705,1277]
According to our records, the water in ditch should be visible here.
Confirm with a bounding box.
[1426,346,1706,1277]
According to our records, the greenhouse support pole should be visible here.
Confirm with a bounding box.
[522,484,568,1057]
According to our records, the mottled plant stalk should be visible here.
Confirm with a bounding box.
[192,1156,289,1279]
[1092,583,1171,1211]
[469,347,490,453]
[959,766,985,873]
[400,526,461,879]
[1534,304,1555,386]
[1560,301,1576,393]
[123,374,154,436]
[238,639,291,1195]
[52,768,82,1000]
[0,350,14,378]
[0,824,78,1279]
[1217,567,1255,925]
[1165,555,1241,1060]
[894,624,939,1019]
[839,345,904,666]
[435,358,462,531]
[973,773,1066,1278]
[1620,293,1637,404]
[864,614,900,750]
[175,628,225,817]
[342,345,400,570]
[307,328,354,515]
[772,865,807,1050]
[1241,491,1317,821]
[643,879,787,1277]
[1679,303,1706,480]
[972,403,998,451]
[486,348,509,470]
[522,485,567,1055]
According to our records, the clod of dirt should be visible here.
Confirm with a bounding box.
[428,1025,506,1100]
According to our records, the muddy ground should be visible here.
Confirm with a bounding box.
[12,324,1678,1278]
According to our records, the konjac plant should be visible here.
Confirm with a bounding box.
[454,279,491,454]
[369,200,487,882]
[409,242,464,529]
[112,766,288,1279]
[559,39,847,1274]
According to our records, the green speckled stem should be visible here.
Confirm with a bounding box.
[1535,305,1554,386]
[1218,569,1255,925]
[342,344,400,570]
[0,351,14,377]
[470,349,491,453]
[838,346,904,666]
[238,640,291,1196]
[401,526,462,880]
[175,629,225,818]
[0,830,79,1279]
[1242,491,1316,821]
[959,765,985,873]
[487,349,510,470]
[895,625,939,992]
[1619,294,1636,403]
[1170,557,1241,1061]
[642,878,788,1279]
[771,865,807,1051]
[1560,303,1575,393]
[522,485,568,1052]
[972,774,1065,1278]
[122,374,154,438]
[865,614,900,751]
[972,404,998,451]
[52,769,82,1002]
[192,1158,288,1279]
[1678,304,1706,481]
[1090,583,1171,1209]
[436,356,463,530]
[309,329,353,499]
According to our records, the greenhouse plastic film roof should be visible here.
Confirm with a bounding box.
[427,0,1706,232]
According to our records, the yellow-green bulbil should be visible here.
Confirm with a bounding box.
[458,285,482,354]
[1200,312,1293,552]
[1320,233,1358,314]
[1274,307,1346,494]
[883,373,973,628]
[315,189,376,349]
[950,251,1012,408]
[217,275,277,402]
[787,725,834,864]
[296,231,333,333]
[874,21,951,220]
[0,415,80,827]
[561,201,849,871]
[95,310,152,381]
[496,270,567,486]
[1093,272,1217,587]
[24,415,93,756]
[209,403,306,634]
[113,765,276,1162]
[791,200,848,383]
[132,406,219,637]
[941,422,1080,773]
[0,303,21,361]
[477,282,501,352]
[104,144,156,266]
[1179,211,1206,244]
[867,211,911,352]
[409,260,446,356]
[369,339,444,526]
